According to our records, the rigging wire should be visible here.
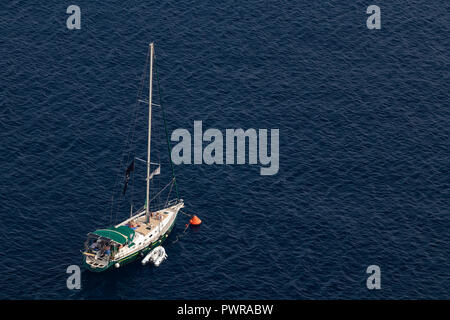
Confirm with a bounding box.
[108,45,182,227]
[109,47,150,226]
[154,58,180,200]
[165,179,174,208]
[148,178,175,207]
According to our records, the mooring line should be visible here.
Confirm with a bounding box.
[179,210,193,217]
[172,223,190,244]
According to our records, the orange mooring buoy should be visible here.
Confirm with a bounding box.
[189,215,202,226]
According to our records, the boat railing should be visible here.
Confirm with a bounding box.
[115,199,183,228]
[146,198,182,212]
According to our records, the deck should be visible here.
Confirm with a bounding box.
[133,212,169,236]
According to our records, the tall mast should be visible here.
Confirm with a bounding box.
[146,42,154,215]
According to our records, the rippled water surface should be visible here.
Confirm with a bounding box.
[1,1,449,299]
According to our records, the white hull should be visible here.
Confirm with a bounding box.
[84,200,183,270]
[113,200,183,261]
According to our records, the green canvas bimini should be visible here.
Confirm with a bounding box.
[92,226,135,244]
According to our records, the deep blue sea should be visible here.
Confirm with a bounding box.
[1,1,449,299]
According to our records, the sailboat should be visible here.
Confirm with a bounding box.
[82,43,184,272]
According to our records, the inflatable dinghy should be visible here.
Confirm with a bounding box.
[142,246,167,266]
